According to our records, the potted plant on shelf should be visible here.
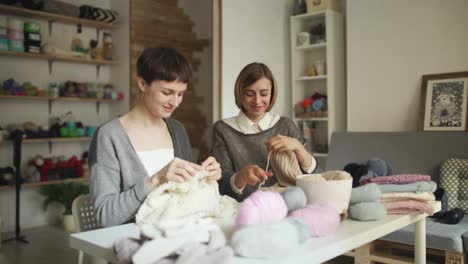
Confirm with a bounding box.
[39,183,89,232]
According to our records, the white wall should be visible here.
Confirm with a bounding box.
[347,0,468,131]
[0,0,130,231]
[220,0,295,119]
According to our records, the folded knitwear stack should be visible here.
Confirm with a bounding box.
[364,174,437,215]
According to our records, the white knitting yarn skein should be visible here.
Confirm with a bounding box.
[270,150,303,187]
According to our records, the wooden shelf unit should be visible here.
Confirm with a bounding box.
[0,4,115,30]
[0,177,89,190]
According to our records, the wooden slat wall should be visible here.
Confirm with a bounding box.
[130,0,210,161]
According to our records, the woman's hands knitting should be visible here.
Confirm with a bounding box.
[266,135,313,171]
[148,157,203,189]
[202,156,222,181]
[235,165,273,188]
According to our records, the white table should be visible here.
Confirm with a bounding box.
[70,201,440,264]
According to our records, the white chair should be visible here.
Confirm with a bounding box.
[72,194,100,264]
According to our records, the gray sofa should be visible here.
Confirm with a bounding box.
[326,132,468,263]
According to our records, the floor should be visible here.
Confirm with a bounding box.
[0,225,79,264]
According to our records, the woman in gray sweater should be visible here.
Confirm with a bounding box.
[211,63,317,202]
[89,47,222,227]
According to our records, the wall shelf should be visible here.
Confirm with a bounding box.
[296,42,326,51]
[0,177,89,191]
[0,50,116,65]
[0,50,117,77]
[0,94,118,103]
[295,117,328,122]
[0,94,119,114]
[296,75,327,81]
[0,4,116,30]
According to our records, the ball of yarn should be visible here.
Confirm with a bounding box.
[289,204,340,237]
[236,191,288,229]
[367,158,392,176]
[343,163,368,187]
[281,187,307,213]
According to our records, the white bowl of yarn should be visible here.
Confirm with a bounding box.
[296,171,353,215]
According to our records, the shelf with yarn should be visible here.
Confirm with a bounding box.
[0,137,91,144]
[0,4,116,31]
[0,94,120,114]
[0,177,89,191]
[0,94,118,103]
[0,50,117,76]
[0,50,116,65]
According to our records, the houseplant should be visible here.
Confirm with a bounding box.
[39,183,89,232]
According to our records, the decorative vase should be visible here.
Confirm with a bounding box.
[293,0,307,15]
[63,214,75,232]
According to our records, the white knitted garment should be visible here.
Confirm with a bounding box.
[136,170,239,227]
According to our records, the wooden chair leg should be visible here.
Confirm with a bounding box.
[446,251,465,264]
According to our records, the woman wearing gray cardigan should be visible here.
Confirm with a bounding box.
[89,47,222,227]
[211,63,318,202]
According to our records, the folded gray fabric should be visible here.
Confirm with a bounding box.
[349,202,387,221]
[378,181,437,193]
[175,244,233,264]
[350,183,381,204]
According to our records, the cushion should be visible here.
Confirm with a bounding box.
[440,158,468,213]
[381,217,468,252]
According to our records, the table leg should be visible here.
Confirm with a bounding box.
[415,218,426,264]
[354,243,371,264]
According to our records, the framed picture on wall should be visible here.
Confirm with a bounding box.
[421,71,468,131]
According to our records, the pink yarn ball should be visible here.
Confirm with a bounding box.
[236,191,288,229]
[289,204,340,237]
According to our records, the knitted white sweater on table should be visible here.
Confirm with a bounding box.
[136,170,239,228]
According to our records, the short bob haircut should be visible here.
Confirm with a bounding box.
[137,47,192,85]
[234,62,278,113]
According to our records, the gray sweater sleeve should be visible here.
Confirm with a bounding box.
[211,122,242,200]
[89,126,150,227]
[89,118,193,227]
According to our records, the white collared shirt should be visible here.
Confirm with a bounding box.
[223,111,316,194]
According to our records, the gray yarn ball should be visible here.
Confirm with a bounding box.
[281,187,307,212]
[367,158,391,176]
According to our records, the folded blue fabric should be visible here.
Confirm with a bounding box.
[378,181,437,193]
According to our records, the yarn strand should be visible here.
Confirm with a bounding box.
[258,151,272,190]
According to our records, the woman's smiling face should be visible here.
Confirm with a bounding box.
[241,77,272,122]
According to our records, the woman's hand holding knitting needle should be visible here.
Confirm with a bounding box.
[202,156,222,181]
[266,135,312,170]
[148,157,203,189]
[235,165,273,188]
